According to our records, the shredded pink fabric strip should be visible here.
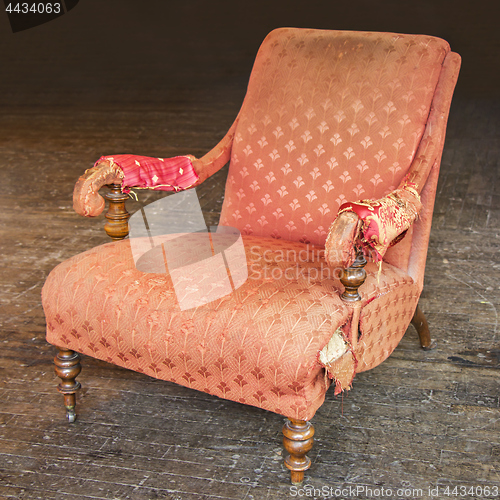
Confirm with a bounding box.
[94,154,199,193]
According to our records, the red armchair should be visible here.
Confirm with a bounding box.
[42,28,460,484]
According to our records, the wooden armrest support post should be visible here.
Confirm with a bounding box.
[103,184,130,240]
[340,250,367,302]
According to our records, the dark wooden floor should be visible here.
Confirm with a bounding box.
[0,1,499,499]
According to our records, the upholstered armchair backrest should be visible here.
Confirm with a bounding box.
[219,28,450,248]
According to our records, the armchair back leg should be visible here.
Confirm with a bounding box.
[411,305,437,350]
[283,418,315,484]
[54,348,82,423]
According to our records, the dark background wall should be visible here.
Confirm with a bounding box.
[0,0,499,112]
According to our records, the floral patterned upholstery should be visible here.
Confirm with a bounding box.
[43,236,349,420]
[43,28,461,422]
[43,235,419,420]
[220,29,448,246]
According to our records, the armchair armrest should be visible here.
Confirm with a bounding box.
[324,211,361,269]
[73,155,198,217]
[73,159,124,217]
[325,183,422,268]
[73,117,238,218]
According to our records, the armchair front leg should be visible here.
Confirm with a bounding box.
[54,348,82,423]
[283,418,315,485]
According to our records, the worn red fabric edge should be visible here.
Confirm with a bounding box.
[94,154,200,193]
[337,182,421,262]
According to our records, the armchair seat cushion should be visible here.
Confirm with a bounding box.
[43,235,352,420]
[42,234,419,420]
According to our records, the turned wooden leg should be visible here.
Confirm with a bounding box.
[283,418,315,485]
[54,348,82,423]
[411,305,437,350]
[340,250,367,303]
[103,184,130,240]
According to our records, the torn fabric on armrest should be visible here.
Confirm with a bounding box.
[338,181,422,262]
[94,154,200,193]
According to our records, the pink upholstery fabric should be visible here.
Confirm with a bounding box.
[73,160,124,217]
[43,235,419,419]
[319,262,419,381]
[43,236,350,421]
[356,263,420,372]
[95,154,199,193]
[329,181,422,264]
[73,155,200,217]
[220,29,450,248]
[404,52,462,290]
